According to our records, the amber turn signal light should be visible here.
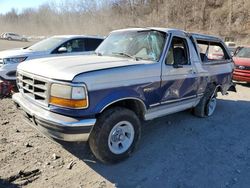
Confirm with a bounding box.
[50,96,88,109]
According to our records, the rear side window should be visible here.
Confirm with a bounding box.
[196,40,230,62]
[85,38,103,51]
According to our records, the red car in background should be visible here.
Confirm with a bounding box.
[233,46,250,83]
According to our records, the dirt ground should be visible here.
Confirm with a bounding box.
[1,40,250,188]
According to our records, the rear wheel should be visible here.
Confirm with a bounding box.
[193,85,217,117]
[89,107,141,164]
[206,97,217,116]
[7,37,11,41]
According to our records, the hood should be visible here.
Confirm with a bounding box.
[18,55,152,81]
[0,48,45,58]
[233,57,250,66]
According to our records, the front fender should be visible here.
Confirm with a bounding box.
[49,85,149,118]
[92,87,147,113]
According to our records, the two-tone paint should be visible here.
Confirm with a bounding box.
[13,28,235,141]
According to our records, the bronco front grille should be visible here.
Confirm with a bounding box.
[16,71,49,106]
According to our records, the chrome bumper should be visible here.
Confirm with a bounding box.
[12,93,96,141]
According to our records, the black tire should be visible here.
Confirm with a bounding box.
[193,85,217,118]
[89,107,141,164]
[7,37,11,41]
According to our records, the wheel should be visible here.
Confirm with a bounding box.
[206,97,217,116]
[193,85,217,117]
[7,37,11,41]
[89,107,141,164]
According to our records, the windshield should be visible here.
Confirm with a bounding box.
[28,37,65,51]
[96,30,166,61]
[236,47,250,58]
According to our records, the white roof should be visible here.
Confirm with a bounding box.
[111,27,185,34]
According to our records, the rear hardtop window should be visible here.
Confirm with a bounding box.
[195,39,230,63]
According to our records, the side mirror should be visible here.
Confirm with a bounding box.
[58,47,67,53]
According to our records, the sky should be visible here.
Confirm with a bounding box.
[0,0,51,14]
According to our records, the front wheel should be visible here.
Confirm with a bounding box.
[89,107,141,164]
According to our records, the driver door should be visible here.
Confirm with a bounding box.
[160,35,198,104]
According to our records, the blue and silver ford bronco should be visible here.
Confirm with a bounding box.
[13,28,235,163]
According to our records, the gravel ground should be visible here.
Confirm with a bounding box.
[0,84,249,188]
[1,40,250,188]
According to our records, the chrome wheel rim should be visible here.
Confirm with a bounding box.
[207,97,217,116]
[108,121,135,154]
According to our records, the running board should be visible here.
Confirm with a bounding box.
[144,98,200,121]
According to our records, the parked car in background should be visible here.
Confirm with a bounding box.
[0,33,6,39]
[228,47,236,56]
[13,28,235,163]
[225,41,236,48]
[233,46,250,83]
[2,32,28,42]
[225,41,236,56]
[207,45,224,60]
[0,35,104,85]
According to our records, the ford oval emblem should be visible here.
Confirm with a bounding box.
[239,65,245,70]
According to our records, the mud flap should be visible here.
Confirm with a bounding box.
[227,83,237,92]
[219,82,236,95]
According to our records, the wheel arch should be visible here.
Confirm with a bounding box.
[99,97,147,120]
[209,82,222,97]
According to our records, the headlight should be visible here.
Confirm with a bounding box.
[3,57,27,64]
[50,83,88,109]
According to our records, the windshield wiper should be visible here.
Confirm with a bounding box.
[23,46,30,49]
[112,52,139,61]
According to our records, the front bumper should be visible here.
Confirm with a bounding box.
[233,74,250,83]
[233,69,250,83]
[12,93,96,141]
